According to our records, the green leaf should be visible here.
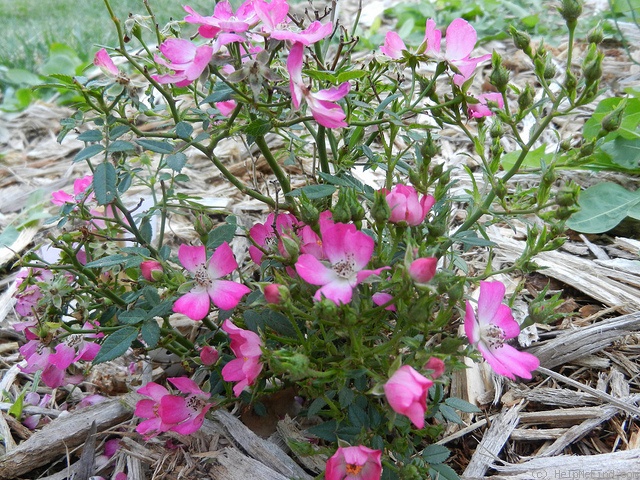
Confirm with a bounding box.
[567,182,640,233]
[136,139,174,154]
[74,144,104,163]
[141,319,161,348]
[93,326,138,364]
[175,122,193,139]
[166,152,188,172]
[77,130,103,142]
[245,119,272,137]
[285,184,336,200]
[422,444,451,464]
[500,144,552,170]
[118,309,147,325]
[439,404,463,424]
[600,137,640,170]
[107,140,136,153]
[583,97,640,141]
[429,463,460,480]
[444,397,481,413]
[93,162,117,205]
[338,387,355,408]
[109,125,130,140]
[203,83,234,104]
[84,254,128,268]
[305,420,337,442]
[337,70,369,83]
[347,403,369,428]
[307,397,326,417]
[206,223,237,249]
[0,226,19,248]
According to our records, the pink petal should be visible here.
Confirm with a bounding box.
[207,280,250,310]
[159,395,190,424]
[159,38,197,64]
[94,49,119,77]
[207,242,238,279]
[476,281,505,326]
[134,398,158,419]
[307,97,348,128]
[168,376,208,396]
[287,42,305,106]
[372,292,396,311]
[137,382,170,401]
[295,254,337,286]
[445,18,476,61]
[178,244,206,272]
[313,82,350,102]
[477,342,539,380]
[464,301,480,344]
[424,19,442,55]
[173,289,211,321]
[49,343,75,370]
[494,304,520,338]
[380,31,406,59]
[314,279,355,304]
[184,45,213,81]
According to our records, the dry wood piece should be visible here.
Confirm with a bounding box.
[509,387,599,407]
[492,449,640,479]
[463,404,522,479]
[529,313,640,369]
[209,446,291,480]
[510,428,566,441]
[518,406,608,425]
[212,409,312,480]
[0,393,135,480]
[275,416,326,474]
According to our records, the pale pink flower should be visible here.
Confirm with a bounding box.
[379,32,406,59]
[465,281,540,380]
[221,320,263,396]
[325,445,382,480]
[287,42,350,128]
[270,20,333,45]
[295,222,388,305]
[94,48,119,77]
[140,260,163,281]
[173,243,250,321]
[379,19,440,59]
[467,93,504,119]
[253,0,290,32]
[152,39,213,87]
[184,0,258,37]
[51,175,93,206]
[372,292,396,311]
[384,365,433,429]
[441,19,491,86]
[408,257,437,284]
[385,184,435,226]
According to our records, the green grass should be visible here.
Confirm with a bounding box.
[0,0,214,70]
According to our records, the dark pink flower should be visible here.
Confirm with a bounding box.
[408,257,437,284]
[221,320,263,396]
[173,243,250,321]
[468,93,504,119]
[424,357,446,379]
[287,42,350,128]
[152,39,213,87]
[248,212,299,264]
[135,377,212,437]
[263,283,284,304]
[270,20,333,45]
[325,445,382,480]
[215,100,237,116]
[51,175,93,206]
[200,346,220,366]
[385,184,435,226]
[372,292,396,311]
[384,365,433,429]
[140,260,163,281]
[465,281,540,380]
[295,223,388,305]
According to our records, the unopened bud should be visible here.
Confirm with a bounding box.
[579,141,596,157]
[518,84,535,111]
[490,120,504,139]
[269,350,311,381]
[583,52,604,85]
[199,346,219,366]
[509,26,532,57]
[555,186,578,207]
[332,191,351,223]
[559,0,583,28]
[424,357,446,379]
[564,71,577,96]
[601,99,626,133]
[298,193,320,227]
[420,132,440,160]
[194,214,215,238]
[371,189,391,224]
[489,53,510,92]
[408,257,437,284]
[140,260,163,281]
[264,283,289,304]
[587,24,604,45]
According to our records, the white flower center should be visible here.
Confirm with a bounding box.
[194,265,213,288]
[332,254,356,279]
[186,395,205,414]
[482,323,505,349]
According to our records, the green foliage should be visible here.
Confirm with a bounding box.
[567,182,640,233]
